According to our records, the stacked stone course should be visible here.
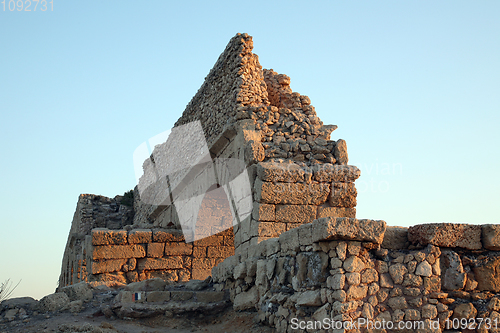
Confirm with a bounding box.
[212,220,500,333]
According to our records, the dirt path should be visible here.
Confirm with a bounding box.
[0,306,275,333]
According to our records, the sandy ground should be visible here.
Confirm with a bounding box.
[0,306,275,333]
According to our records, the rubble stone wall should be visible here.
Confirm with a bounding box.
[211,219,500,333]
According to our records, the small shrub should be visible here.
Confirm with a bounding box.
[120,190,134,207]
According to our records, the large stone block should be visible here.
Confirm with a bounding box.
[92,229,127,245]
[382,226,409,250]
[193,236,224,247]
[125,278,167,292]
[137,257,184,271]
[257,161,306,182]
[317,206,356,219]
[254,178,330,205]
[279,227,300,252]
[275,204,317,223]
[482,224,500,250]
[408,223,482,250]
[233,286,259,311]
[164,242,193,256]
[313,164,360,182]
[333,139,348,165]
[473,255,500,292]
[152,229,185,242]
[59,282,93,302]
[329,182,357,208]
[93,244,146,260]
[147,243,165,258]
[128,229,152,244]
[91,259,127,274]
[192,258,218,270]
[207,246,234,258]
[38,293,70,312]
[251,202,275,221]
[311,217,386,244]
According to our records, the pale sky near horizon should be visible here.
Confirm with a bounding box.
[1,1,499,300]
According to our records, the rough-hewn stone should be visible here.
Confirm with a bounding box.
[311,217,386,244]
[254,179,330,205]
[408,223,482,250]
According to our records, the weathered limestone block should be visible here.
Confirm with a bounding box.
[196,291,226,303]
[93,244,146,260]
[38,292,70,312]
[251,221,286,238]
[344,256,365,273]
[452,303,477,319]
[389,263,408,285]
[329,182,357,208]
[296,290,322,306]
[327,274,345,290]
[257,161,306,182]
[408,223,482,250]
[170,291,193,301]
[317,206,356,219]
[125,278,167,292]
[251,202,275,221]
[92,229,127,245]
[441,250,466,291]
[381,226,408,249]
[128,229,152,244]
[333,139,348,165]
[473,255,500,292]
[164,242,193,256]
[482,224,500,250]
[91,272,127,284]
[207,246,234,258]
[275,204,317,223]
[254,179,330,205]
[147,243,165,258]
[193,236,224,247]
[298,224,313,246]
[296,252,329,287]
[313,164,360,182]
[137,257,184,271]
[311,217,386,244]
[233,286,259,311]
[415,261,433,277]
[146,291,171,303]
[279,227,300,252]
[388,296,408,311]
[152,229,185,242]
[244,140,265,164]
[59,282,93,302]
[194,258,220,271]
[346,285,368,301]
[92,259,127,274]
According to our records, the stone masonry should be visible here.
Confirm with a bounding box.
[56,33,500,333]
[59,32,358,287]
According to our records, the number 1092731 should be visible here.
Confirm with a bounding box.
[2,0,53,11]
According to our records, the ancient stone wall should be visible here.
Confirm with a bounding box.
[59,194,133,287]
[60,33,360,287]
[211,219,500,333]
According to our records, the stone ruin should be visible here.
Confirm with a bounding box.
[56,33,500,332]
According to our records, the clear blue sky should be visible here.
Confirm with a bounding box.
[1,1,499,300]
